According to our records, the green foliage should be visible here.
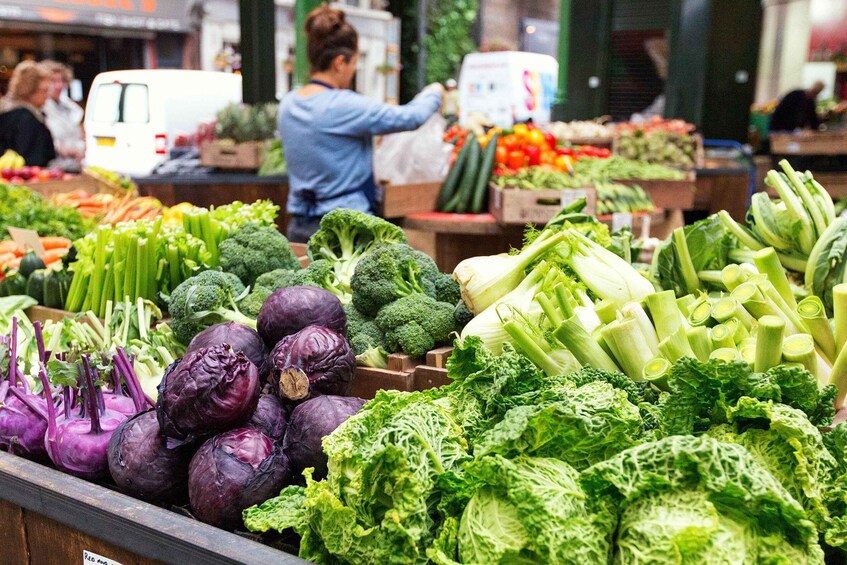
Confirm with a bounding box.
[0,182,96,241]
[424,0,479,84]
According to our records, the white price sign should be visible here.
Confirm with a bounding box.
[612,212,633,231]
[83,550,124,565]
[560,189,587,208]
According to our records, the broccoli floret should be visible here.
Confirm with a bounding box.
[255,268,310,292]
[300,259,348,301]
[435,273,461,305]
[307,209,407,300]
[350,243,441,317]
[238,286,272,318]
[454,299,474,329]
[374,293,456,357]
[219,223,300,286]
[168,270,256,344]
[345,303,387,352]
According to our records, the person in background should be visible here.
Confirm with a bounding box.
[278,6,443,243]
[442,78,459,124]
[770,81,826,132]
[42,60,85,172]
[0,61,55,167]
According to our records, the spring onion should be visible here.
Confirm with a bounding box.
[711,298,754,329]
[709,324,735,350]
[755,315,785,372]
[797,295,836,362]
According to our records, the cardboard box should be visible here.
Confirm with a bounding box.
[200,140,265,170]
[488,184,596,225]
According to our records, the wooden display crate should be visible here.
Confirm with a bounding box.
[770,131,847,155]
[351,352,420,399]
[289,242,310,268]
[24,305,78,324]
[378,181,443,218]
[27,172,135,198]
[488,184,597,225]
[414,346,453,392]
[614,173,697,210]
[200,140,266,170]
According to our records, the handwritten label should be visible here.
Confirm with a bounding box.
[560,189,587,208]
[83,550,123,565]
[8,227,44,256]
[612,212,633,232]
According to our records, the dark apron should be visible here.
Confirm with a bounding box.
[296,173,379,221]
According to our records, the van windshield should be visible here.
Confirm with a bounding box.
[90,82,149,124]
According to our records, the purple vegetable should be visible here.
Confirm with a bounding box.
[257,286,347,348]
[39,357,127,479]
[188,427,289,528]
[283,395,365,481]
[157,345,260,444]
[187,322,269,377]
[269,326,355,403]
[108,410,194,504]
[247,394,288,441]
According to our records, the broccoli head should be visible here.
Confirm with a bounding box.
[168,269,256,344]
[306,209,407,299]
[254,268,310,293]
[238,286,272,318]
[434,273,461,305]
[350,243,442,317]
[219,223,300,286]
[345,303,387,353]
[454,299,474,329]
[374,293,456,357]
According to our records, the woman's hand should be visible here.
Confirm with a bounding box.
[424,82,445,95]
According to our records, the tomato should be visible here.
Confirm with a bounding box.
[557,147,574,156]
[597,148,611,158]
[507,150,526,170]
[527,129,546,147]
[525,145,541,166]
[555,155,574,172]
[513,123,529,141]
[495,145,508,165]
[502,134,520,151]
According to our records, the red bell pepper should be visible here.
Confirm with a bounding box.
[525,145,541,166]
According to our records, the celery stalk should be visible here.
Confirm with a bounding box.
[554,317,620,373]
[553,283,575,320]
[642,356,671,390]
[673,227,701,294]
[755,315,785,373]
[602,319,654,381]
[594,300,617,325]
[782,334,817,379]
[124,238,137,300]
[621,302,660,355]
[797,296,836,362]
[754,247,797,309]
[686,326,712,362]
[711,348,740,362]
[536,292,564,328]
[646,290,683,341]
[720,264,748,291]
[711,298,754,330]
[658,328,696,362]
[709,324,735,350]
[835,284,847,357]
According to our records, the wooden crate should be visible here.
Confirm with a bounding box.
[770,131,847,155]
[615,174,697,210]
[25,175,100,197]
[414,346,454,392]
[24,305,78,324]
[200,141,266,170]
[379,181,442,218]
[489,184,597,225]
[351,353,422,399]
[289,242,310,268]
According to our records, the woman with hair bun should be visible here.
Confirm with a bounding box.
[279,6,443,242]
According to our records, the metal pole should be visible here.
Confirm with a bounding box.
[553,0,572,107]
[417,0,428,92]
[294,0,322,88]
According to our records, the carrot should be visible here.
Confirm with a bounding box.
[40,248,68,264]
[0,240,20,255]
[5,257,21,270]
[39,236,72,250]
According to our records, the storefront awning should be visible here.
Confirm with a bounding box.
[0,1,192,32]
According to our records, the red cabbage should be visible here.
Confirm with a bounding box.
[247,394,288,441]
[257,286,347,348]
[187,322,269,378]
[268,326,355,403]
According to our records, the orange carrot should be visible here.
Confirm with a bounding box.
[39,236,72,250]
[40,248,68,264]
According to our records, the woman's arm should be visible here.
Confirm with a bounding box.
[327,89,442,137]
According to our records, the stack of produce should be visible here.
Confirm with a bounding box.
[83,166,136,193]
[51,190,164,224]
[214,103,278,144]
[544,119,615,142]
[258,139,286,176]
[595,182,654,215]
[436,130,499,213]
[572,155,687,180]
[0,182,96,241]
[615,130,699,168]
[614,116,696,136]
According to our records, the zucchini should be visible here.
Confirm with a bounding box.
[43,269,72,309]
[25,269,47,305]
[470,133,499,214]
[436,139,472,210]
[19,252,45,279]
[444,137,481,214]
[2,270,27,297]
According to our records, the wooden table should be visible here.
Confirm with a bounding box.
[134,173,290,233]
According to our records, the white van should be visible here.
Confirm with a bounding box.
[84,70,243,176]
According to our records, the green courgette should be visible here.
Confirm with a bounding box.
[25,269,47,304]
[2,270,27,297]
[469,133,499,214]
[436,139,473,211]
[444,137,481,214]
[19,252,45,279]
[43,269,73,309]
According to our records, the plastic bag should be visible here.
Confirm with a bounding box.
[373,113,452,185]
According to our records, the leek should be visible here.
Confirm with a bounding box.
[676,295,696,316]
[780,159,829,240]
[501,311,580,377]
[765,168,815,255]
[642,356,671,390]
[709,324,735,350]
[711,348,740,362]
[720,264,749,291]
[687,297,714,327]
[602,319,654,381]
[836,284,847,357]
[829,335,847,409]
[739,338,757,365]
[620,302,660,355]
[646,290,683,341]
[711,298,754,330]
[554,316,620,373]
[755,315,785,373]
[723,317,749,344]
[754,247,797,309]
[595,299,617,325]
[686,326,712,362]
[658,328,695,363]
[782,334,817,379]
[797,296,836,362]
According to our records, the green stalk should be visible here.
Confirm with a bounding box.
[621,302,660,355]
[721,264,749,291]
[124,238,137,300]
[836,284,847,357]
[602,319,654,381]
[828,338,847,409]
[99,266,114,319]
[536,292,564,328]
[642,356,671,390]
[711,298,754,329]
[554,317,620,373]
[718,210,765,251]
[658,328,696,362]
[709,324,736,350]
[780,159,829,241]
[739,338,757,365]
[89,228,108,315]
[809,176,836,224]
[797,295,836,362]
[765,169,815,255]
[594,299,617,325]
[553,283,575,320]
[594,328,616,361]
[646,290,683,341]
[686,326,712,362]
[104,300,113,345]
[759,282,806,335]
[753,247,797,310]
[755,315,785,373]
[723,317,750,344]
[697,270,725,287]
[711,348,740,362]
[731,282,783,321]
[673,227,701,294]
[676,295,696,316]
[503,319,566,377]
[782,334,817,379]
[688,298,715,328]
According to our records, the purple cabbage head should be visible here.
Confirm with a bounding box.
[257,286,347,348]
[269,326,355,403]
[188,427,289,529]
[187,322,269,378]
[157,345,260,444]
[283,395,366,481]
[246,394,288,441]
[108,410,195,504]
